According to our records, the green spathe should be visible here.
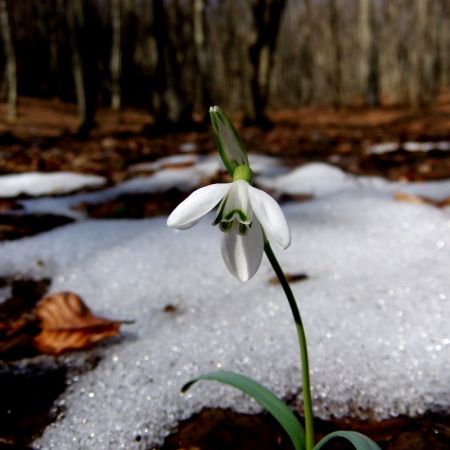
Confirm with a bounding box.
[209,106,249,175]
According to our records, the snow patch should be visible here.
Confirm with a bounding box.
[128,154,201,172]
[367,141,450,154]
[256,162,356,197]
[20,159,221,219]
[0,172,106,198]
[0,183,446,448]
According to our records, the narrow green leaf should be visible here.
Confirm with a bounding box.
[313,431,382,450]
[182,370,306,450]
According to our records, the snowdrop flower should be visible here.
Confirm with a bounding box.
[167,165,290,281]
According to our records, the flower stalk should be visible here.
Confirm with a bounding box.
[264,240,314,450]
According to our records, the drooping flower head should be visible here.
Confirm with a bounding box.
[167,107,290,281]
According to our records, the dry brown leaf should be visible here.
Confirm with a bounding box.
[269,273,309,285]
[435,197,450,208]
[394,192,426,205]
[33,292,122,355]
[394,191,450,208]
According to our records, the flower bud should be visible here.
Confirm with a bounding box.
[209,106,249,175]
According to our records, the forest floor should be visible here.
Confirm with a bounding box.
[1,96,450,450]
[1,94,450,183]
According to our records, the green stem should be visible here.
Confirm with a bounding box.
[264,241,314,450]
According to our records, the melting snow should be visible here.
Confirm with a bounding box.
[0,161,449,449]
[256,163,356,197]
[403,141,450,152]
[367,141,450,154]
[258,162,450,201]
[20,157,221,219]
[128,154,201,172]
[179,142,198,153]
[19,154,279,218]
[366,142,399,154]
[0,172,106,198]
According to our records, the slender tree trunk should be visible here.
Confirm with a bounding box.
[110,0,122,111]
[381,0,402,103]
[191,0,211,117]
[0,0,17,120]
[150,0,193,129]
[358,0,379,106]
[67,0,97,135]
[421,0,442,106]
[68,0,86,127]
[408,0,427,106]
[329,0,343,108]
[439,0,450,87]
[47,0,61,97]
[299,0,313,104]
[246,0,286,126]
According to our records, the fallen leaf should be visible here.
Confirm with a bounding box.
[33,292,123,355]
[394,192,426,205]
[394,191,450,208]
[436,197,450,208]
[269,273,309,285]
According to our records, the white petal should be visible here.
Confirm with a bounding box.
[247,185,291,248]
[167,183,231,229]
[221,220,264,281]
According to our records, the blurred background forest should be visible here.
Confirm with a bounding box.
[3,4,450,450]
[1,0,450,134]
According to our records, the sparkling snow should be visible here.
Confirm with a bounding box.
[0,161,449,449]
[0,172,106,198]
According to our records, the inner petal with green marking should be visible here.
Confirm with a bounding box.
[214,180,253,235]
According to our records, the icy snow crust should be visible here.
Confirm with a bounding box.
[0,162,449,448]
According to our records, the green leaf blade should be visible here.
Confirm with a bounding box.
[182,370,306,450]
[313,430,382,450]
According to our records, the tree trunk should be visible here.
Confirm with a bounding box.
[329,0,343,108]
[110,0,122,111]
[0,0,17,120]
[381,0,402,103]
[191,0,211,117]
[408,0,427,106]
[150,0,193,130]
[420,0,442,106]
[299,0,314,104]
[67,0,98,135]
[47,0,62,98]
[246,0,286,126]
[358,0,379,106]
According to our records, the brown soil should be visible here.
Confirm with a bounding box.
[1,96,450,184]
[159,408,450,450]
